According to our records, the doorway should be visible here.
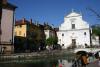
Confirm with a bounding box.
[72,39,76,48]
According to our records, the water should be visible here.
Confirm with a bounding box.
[0,57,73,67]
[0,51,75,67]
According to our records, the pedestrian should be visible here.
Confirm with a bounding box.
[59,63,62,67]
[58,60,63,67]
[81,54,89,67]
[88,52,95,63]
[98,52,100,66]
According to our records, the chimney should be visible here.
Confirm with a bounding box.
[3,0,7,4]
[22,18,25,24]
[30,19,32,24]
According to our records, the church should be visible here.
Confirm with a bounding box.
[57,10,91,49]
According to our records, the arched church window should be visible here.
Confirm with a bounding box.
[84,32,86,35]
[62,33,64,36]
[72,24,75,29]
[62,44,64,46]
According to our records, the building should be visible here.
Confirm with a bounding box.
[14,18,46,52]
[44,23,58,49]
[15,18,32,37]
[91,35,99,47]
[0,0,17,54]
[91,24,100,47]
[14,18,35,52]
[44,23,56,39]
[57,11,91,49]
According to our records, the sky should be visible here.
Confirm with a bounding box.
[9,0,100,27]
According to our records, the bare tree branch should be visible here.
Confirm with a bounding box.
[86,8,100,19]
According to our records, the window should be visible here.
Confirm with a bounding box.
[62,33,64,36]
[19,25,22,28]
[62,44,64,46]
[17,26,19,28]
[59,39,61,41]
[15,32,17,35]
[24,33,25,37]
[19,31,21,35]
[72,24,75,29]
[84,32,86,35]
[72,39,76,45]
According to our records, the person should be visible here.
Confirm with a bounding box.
[98,52,100,66]
[81,54,89,67]
[88,52,93,63]
[59,63,62,67]
[58,60,63,67]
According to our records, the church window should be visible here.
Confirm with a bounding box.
[72,24,75,29]
[62,44,64,46]
[84,32,86,35]
[62,33,64,36]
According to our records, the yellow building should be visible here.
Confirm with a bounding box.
[14,18,47,52]
[14,18,32,37]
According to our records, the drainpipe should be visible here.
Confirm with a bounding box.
[12,10,15,53]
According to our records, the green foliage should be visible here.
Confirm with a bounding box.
[92,25,100,36]
[32,25,46,45]
[45,37,58,46]
[14,36,26,52]
[14,24,46,52]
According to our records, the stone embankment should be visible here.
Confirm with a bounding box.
[0,50,75,63]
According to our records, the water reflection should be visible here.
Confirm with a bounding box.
[0,59,73,67]
[58,59,72,67]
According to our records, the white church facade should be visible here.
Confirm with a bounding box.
[57,11,91,49]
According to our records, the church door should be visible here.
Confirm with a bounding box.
[72,39,76,48]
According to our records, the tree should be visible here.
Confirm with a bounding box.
[91,25,100,45]
[45,37,58,46]
[14,36,26,53]
[28,24,46,51]
[92,25,100,36]
[87,8,100,19]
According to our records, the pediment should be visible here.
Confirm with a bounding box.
[65,12,81,18]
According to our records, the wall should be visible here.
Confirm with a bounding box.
[1,8,14,44]
[15,25,27,37]
[57,12,90,49]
